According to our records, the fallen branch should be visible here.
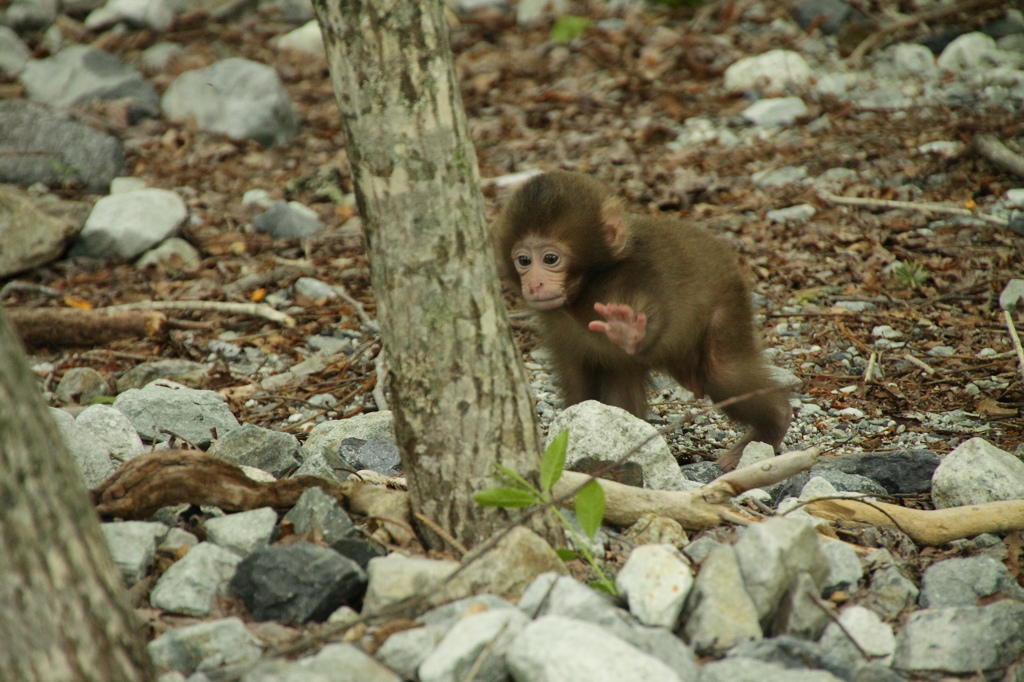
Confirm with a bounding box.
[4,307,167,347]
[105,300,296,327]
[90,450,414,544]
[1003,309,1024,387]
[552,447,822,529]
[804,497,1024,546]
[818,190,1008,227]
[973,134,1024,181]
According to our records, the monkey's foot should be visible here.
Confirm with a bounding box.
[589,302,646,355]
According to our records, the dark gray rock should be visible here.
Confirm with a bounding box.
[229,542,367,623]
[207,424,301,478]
[0,101,125,192]
[792,0,867,35]
[339,436,402,476]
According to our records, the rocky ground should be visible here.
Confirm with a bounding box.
[3,0,1024,679]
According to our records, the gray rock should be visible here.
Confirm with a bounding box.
[862,549,919,620]
[766,203,817,223]
[253,200,324,239]
[820,540,863,595]
[893,601,1024,675]
[20,45,159,115]
[362,553,459,613]
[681,545,762,654]
[70,188,187,261]
[932,437,1024,508]
[162,58,297,146]
[0,25,30,76]
[682,535,721,564]
[276,20,324,57]
[615,544,693,628]
[282,487,358,544]
[452,526,567,601]
[770,571,829,639]
[818,605,895,666]
[375,623,448,680]
[203,507,278,557]
[150,542,242,616]
[2,0,57,32]
[419,609,530,682]
[208,424,301,477]
[339,436,402,476]
[891,43,939,77]
[516,574,700,676]
[727,637,854,680]
[50,407,116,487]
[702,657,842,681]
[293,276,339,300]
[101,520,168,586]
[135,237,202,271]
[75,403,146,461]
[792,0,865,35]
[302,411,396,471]
[547,400,688,491]
[241,660,331,682]
[229,542,367,623]
[85,0,176,31]
[147,617,261,676]
[305,643,399,682]
[733,517,830,626]
[741,97,808,127]
[115,359,211,392]
[937,32,1008,72]
[724,50,812,91]
[0,185,84,277]
[114,383,240,447]
[919,555,1024,607]
[507,616,683,682]
[141,42,183,74]
[54,367,110,404]
[0,101,126,192]
[1000,279,1024,312]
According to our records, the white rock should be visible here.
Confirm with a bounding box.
[932,437,1024,508]
[72,188,187,260]
[724,50,811,91]
[616,544,693,628]
[741,97,808,126]
[937,32,1006,71]
[277,20,325,57]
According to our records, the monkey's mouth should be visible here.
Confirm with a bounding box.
[527,295,566,311]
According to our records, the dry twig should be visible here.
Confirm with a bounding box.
[818,189,1008,227]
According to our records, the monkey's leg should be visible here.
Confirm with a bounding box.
[596,367,651,418]
[703,364,792,472]
[551,356,601,409]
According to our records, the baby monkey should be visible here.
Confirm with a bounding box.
[492,170,791,471]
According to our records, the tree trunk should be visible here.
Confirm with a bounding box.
[0,310,154,681]
[312,0,560,551]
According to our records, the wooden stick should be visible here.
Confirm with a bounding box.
[1003,309,1024,387]
[805,497,1024,546]
[973,134,1024,181]
[818,189,1008,227]
[5,307,167,347]
[105,300,296,327]
[902,352,936,375]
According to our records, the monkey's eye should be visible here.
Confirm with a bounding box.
[542,253,559,265]
[516,255,531,267]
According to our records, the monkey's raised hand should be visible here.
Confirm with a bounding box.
[589,302,647,355]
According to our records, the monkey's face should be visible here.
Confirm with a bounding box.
[511,235,570,311]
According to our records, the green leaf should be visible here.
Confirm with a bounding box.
[575,480,606,540]
[550,16,592,44]
[555,548,580,562]
[539,429,569,493]
[494,464,534,492]
[590,580,618,595]
[475,487,537,508]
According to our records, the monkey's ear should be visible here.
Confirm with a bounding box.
[601,198,628,256]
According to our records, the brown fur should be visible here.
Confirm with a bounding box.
[493,170,792,470]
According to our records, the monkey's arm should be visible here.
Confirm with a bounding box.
[589,302,647,355]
